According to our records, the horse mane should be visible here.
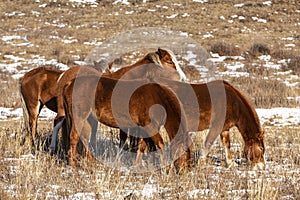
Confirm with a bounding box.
[223,80,263,137]
[158,47,187,81]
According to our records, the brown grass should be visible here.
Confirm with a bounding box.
[0,0,300,199]
[210,42,242,56]
[0,121,299,199]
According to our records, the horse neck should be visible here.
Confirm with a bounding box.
[226,82,262,138]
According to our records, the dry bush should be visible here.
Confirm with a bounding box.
[227,76,294,108]
[271,49,300,75]
[246,43,271,59]
[285,56,300,75]
[0,74,21,108]
[182,65,202,80]
[210,42,242,56]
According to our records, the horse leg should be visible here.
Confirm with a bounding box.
[68,111,87,166]
[80,120,95,163]
[87,114,98,156]
[220,131,237,168]
[69,121,81,167]
[136,138,147,166]
[119,129,128,150]
[49,117,64,153]
[28,101,43,151]
[151,133,167,166]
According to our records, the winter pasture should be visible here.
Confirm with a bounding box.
[0,0,299,199]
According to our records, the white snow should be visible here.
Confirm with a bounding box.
[193,0,208,3]
[166,14,178,19]
[112,0,130,5]
[234,3,245,8]
[256,108,300,126]
[69,0,98,4]
[0,107,56,121]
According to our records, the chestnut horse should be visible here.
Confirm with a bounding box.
[62,74,192,172]
[50,48,185,157]
[20,48,185,149]
[19,66,64,147]
[124,78,265,170]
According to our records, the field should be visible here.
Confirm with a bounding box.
[0,0,299,199]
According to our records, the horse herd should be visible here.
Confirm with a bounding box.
[19,48,265,172]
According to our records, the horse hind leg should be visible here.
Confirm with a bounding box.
[220,131,237,168]
[79,120,95,164]
[28,100,43,151]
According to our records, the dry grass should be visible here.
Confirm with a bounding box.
[0,0,300,199]
[210,42,242,56]
[0,121,299,199]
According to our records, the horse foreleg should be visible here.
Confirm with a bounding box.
[119,129,128,150]
[151,133,166,166]
[220,131,237,168]
[136,138,147,166]
[49,117,65,153]
[87,114,98,157]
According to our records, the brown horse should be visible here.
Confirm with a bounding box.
[54,48,184,124]
[62,74,192,172]
[20,48,185,150]
[19,66,64,147]
[124,78,265,170]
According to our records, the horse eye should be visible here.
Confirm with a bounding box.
[166,61,173,64]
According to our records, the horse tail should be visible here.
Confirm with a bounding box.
[62,80,73,137]
[19,76,29,133]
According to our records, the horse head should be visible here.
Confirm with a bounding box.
[157,47,187,81]
[244,132,265,170]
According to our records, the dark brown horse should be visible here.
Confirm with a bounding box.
[20,48,185,150]
[62,74,192,172]
[124,78,265,170]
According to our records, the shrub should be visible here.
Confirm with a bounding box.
[210,42,242,56]
[247,43,271,58]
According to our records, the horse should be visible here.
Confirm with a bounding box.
[50,48,186,160]
[19,66,64,147]
[62,74,192,172]
[123,78,265,170]
[19,48,185,150]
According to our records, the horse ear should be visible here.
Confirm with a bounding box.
[102,61,113,74]
[147,53,163,68]
[94,60,108,72]
[157,47,166,58]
